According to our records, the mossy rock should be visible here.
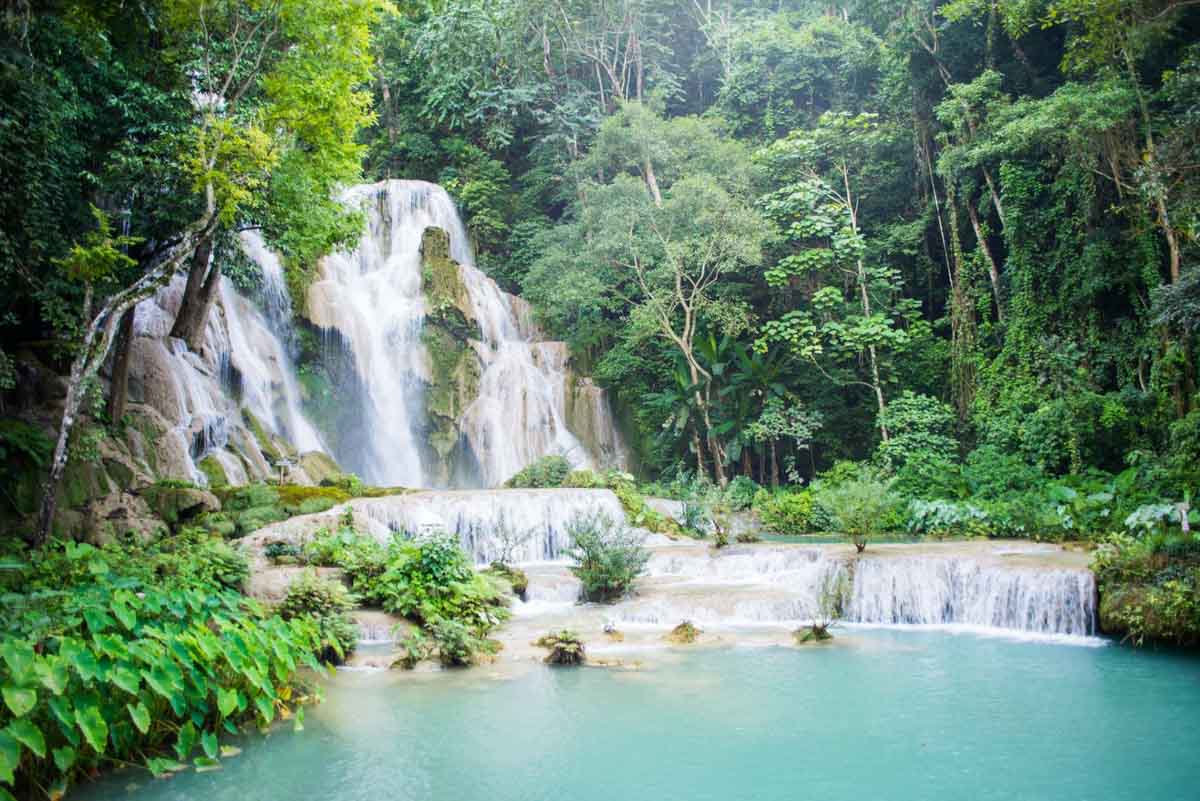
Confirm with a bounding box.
[275,484,352,509]
[794,625,834,644]
[485,562,529,599]
[666,621,701,644]
[198,455,229,489]
[219,483,280,512]
[420,227,476,337]
[234,505,288,536]
[299,451,343,485]
[141,484,220,525]
[242,408,282,463]
[103,457,137,492]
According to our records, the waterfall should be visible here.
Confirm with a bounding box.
[131,256,326,485]
[306,179,627,488]
[351,488,627,564]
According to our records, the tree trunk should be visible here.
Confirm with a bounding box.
[37,214,216,544]
[966,197,1004,323]
[644,158,663,208]
[770,439,779,489]
[692,429,707,480]
[169,236,216,351]
[106,308,135,425]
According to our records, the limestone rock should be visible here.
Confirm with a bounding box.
[140,484,220,525]
[299,451,343,485]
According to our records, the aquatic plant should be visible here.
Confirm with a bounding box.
[0,539,325,799]
[564,512,650,602]
[535,630,586,665]
[278,571,360,664]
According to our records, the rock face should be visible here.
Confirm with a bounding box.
[297,179,629,489]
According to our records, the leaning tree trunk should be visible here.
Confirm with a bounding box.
[169,235,215,350]
[36,214,216,544]
[106,308,135,425]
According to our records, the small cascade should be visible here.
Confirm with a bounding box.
[353,488,626,564]
[305,179,628,487]
[131,253,327,485]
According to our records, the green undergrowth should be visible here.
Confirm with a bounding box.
[199,481,408,540]
[283,523,510,668]
[0,534,338,799]
[1093,532,1200,647]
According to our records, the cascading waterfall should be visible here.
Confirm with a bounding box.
[305,179,627,488]
[132,250,326,485]
[350,488,627,564]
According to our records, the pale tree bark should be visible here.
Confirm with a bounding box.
[36,213,217,543]
[966,196,1005,323]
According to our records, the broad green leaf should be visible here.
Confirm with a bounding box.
[293,705,305,732]
[201,730,218,760]
[112,600,136,631]
[145,757,187,777]
[47,695,73,729]
[217,688,238,718]
[193,756,221,772]
[1,684,36,717]
[35,659,69,695]
[174,721,196,761]
[82,608,112,634]
[0,731,18,785]
[127,702,150,735]
[255,695,274,725]
[6,719,45,758]
[52,745,77,772]
[0,643,33,684]
[110,665,140,695]
[219,745,241,758]
[75,703,108,754]
[0,787,17,801]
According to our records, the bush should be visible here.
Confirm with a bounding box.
[565,512,650,602]
[278,571,359,664]
[754,489,814,536]
[874,391,958,469]
[724,476,761,511]
[563,469,600,488]
[535,630,586,665]
[429,619,498,667]
[396,630,434,669]
[905,499,990,538]
[1093,533,1200,646]
[0,540,324,799]
[503,455,571,488]
[815,476,902,552]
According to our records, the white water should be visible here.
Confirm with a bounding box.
[350,488,627,564]
[307,180,626,488]
[132,248,326,485]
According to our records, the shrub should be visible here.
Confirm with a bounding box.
[503,455,571,488]
[396,630,434,669]
[535,630,586,665]
[265,541,302,564]
[874,391,958,469]
[905,499,990,538]
[816,476,902,552]
[724,476,761,511]
[565,512,650,602]
[278,571,359,664]
[485,562,529,599]
[754,489,814,536]
[430,619,498,667]
[563,469,600,488]
[0,540,324,799]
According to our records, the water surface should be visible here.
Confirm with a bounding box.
[75,630,1200,801]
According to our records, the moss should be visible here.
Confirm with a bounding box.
[234,505,287,536]
[141,485,218,525]
[61,458,96,509]
[421,324,481,459]
[103,458,136,491]
[242,408,282,463]
[198,455,229,489]
[419,228,474,336]
[298,451,342,485]
[274,484,352,508]
[485,562,529,599]
[613,481,685,538]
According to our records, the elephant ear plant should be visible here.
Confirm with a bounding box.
[0,539,330,800]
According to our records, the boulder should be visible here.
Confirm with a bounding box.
[299,451,343,485]
[140,484,220,525]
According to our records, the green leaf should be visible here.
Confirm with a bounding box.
[254,695,274,725]
[0,643,33,684]
[127,702,150,735]
[82,607,112,634]
[111,600,137,631]
[0,732,18,785]
[193,756,221,772]
[293,705,305,732]
[74,702,108,754]
[47,695,74,729]
[52,745,77,773]
[219,744,242,758]
[174,721,196,761]
[1,685,36,717]
[6,719,45,758]
[35,659,69,695]
[217,687,238,718]
[145,757,187,777]
[0,787,16,801]
[111,666,140,695]
[201,730,218,760]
